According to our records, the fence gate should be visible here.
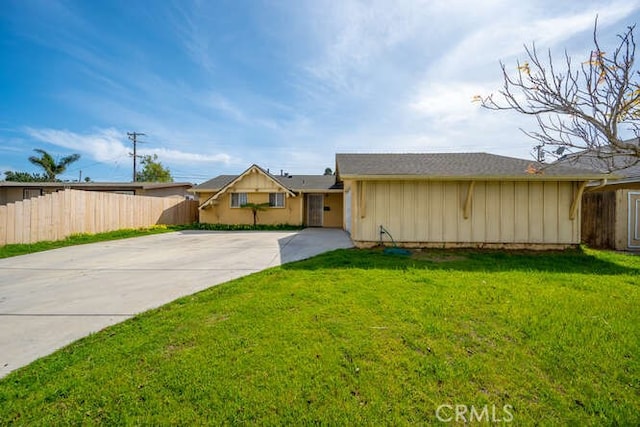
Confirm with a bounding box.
[629,192,640,249]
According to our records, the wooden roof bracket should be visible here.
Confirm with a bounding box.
[359,181,366,218]
[585,178,608,192]
[198,195,215,210]
[463,181,475,220]
[569,181,589,220]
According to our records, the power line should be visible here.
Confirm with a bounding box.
[127,132,146,182]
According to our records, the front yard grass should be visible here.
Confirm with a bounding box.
[0,248,638,425]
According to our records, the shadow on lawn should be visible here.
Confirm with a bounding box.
[282,247,640,276]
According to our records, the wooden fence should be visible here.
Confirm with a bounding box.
[581,190,617,249]
[0,189,198,245]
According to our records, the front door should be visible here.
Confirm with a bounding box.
[629,191,640,249]
[307,194,324,227]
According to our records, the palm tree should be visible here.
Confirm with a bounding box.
[241,202,270,226]
[28,149,81,181]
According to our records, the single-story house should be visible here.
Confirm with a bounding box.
[558,152,639,251]
[192,164,343,227]
[193,153,609,249]
[336,153,608,249]
[0,181,194,205]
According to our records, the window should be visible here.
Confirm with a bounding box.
[269,192,285,208]
[230,192,248,208]
[23,188,43,200]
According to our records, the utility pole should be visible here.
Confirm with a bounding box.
[127,132,146,182]
[534,144,545,163]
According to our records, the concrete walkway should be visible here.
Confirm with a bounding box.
[0,228,353,378]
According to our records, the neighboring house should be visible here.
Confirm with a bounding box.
[0,182,194,205]
[558,152,639,250]
[336,153,607,249]
[194,153,608,249]
[191,164,343,227]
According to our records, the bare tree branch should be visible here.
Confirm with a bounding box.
[479,18,640,172]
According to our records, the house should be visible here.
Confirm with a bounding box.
[0,181,194,206]
[336,153,608,249]
[558,152,639,251]
[191,164,343,227]
[193,153,609,249]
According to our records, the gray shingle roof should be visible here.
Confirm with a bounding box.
[193,173,340,192]
[555,153,640,181]
[274,175,341,190]
[193,175,237,191]
[336,153,608,179]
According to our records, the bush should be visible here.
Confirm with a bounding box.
[182,223,304,231]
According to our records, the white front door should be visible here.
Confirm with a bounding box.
[629,192,640,249]
[307,194,324,227]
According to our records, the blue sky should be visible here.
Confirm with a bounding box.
[1,0,639,183]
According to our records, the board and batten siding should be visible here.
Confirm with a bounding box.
[345,180,581,246]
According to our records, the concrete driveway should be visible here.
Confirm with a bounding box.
[0,228,352,378]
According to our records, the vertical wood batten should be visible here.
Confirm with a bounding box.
[0,189,197,245]
[0,206,6,245]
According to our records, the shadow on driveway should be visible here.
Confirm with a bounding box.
[0,228,352,378]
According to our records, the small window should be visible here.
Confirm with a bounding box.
[269,192,285,208]
[23,188,43,200]
[231,192,248,208]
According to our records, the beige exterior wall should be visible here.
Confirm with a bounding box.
[0,187,23,205]
[197,172,304,225]
[197,168,344,227]
[346,179,582,246]
[0,185,190,205]
[137,187,191,198]
[199,191,303,225]
[0,187,59,205]
[199,191,345,227]
[303,192,343,228]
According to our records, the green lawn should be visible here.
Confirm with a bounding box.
[1,248,638,425]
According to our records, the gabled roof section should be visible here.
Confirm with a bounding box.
[197,164,295,209]
[554,148,640,183]
[192,175,237,191]
[193,171,341,193]
[274,175,342,191]
[336,153,611,181]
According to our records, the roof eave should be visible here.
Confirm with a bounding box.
[339,173,614,181]
[289,188,343,193]
[190,187,222,193]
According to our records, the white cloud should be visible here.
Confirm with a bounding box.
[143,147,231,164]
[167,2,217,72]
[26,127,129,162]
[7,1,640,181]
[302,0,429,90]
[300,0,515,91]
[24,127,231,166]
[430,1,639,79]
[410,82,495,124]
[206,94,248,123]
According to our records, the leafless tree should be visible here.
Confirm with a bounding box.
[479,18,639,172]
